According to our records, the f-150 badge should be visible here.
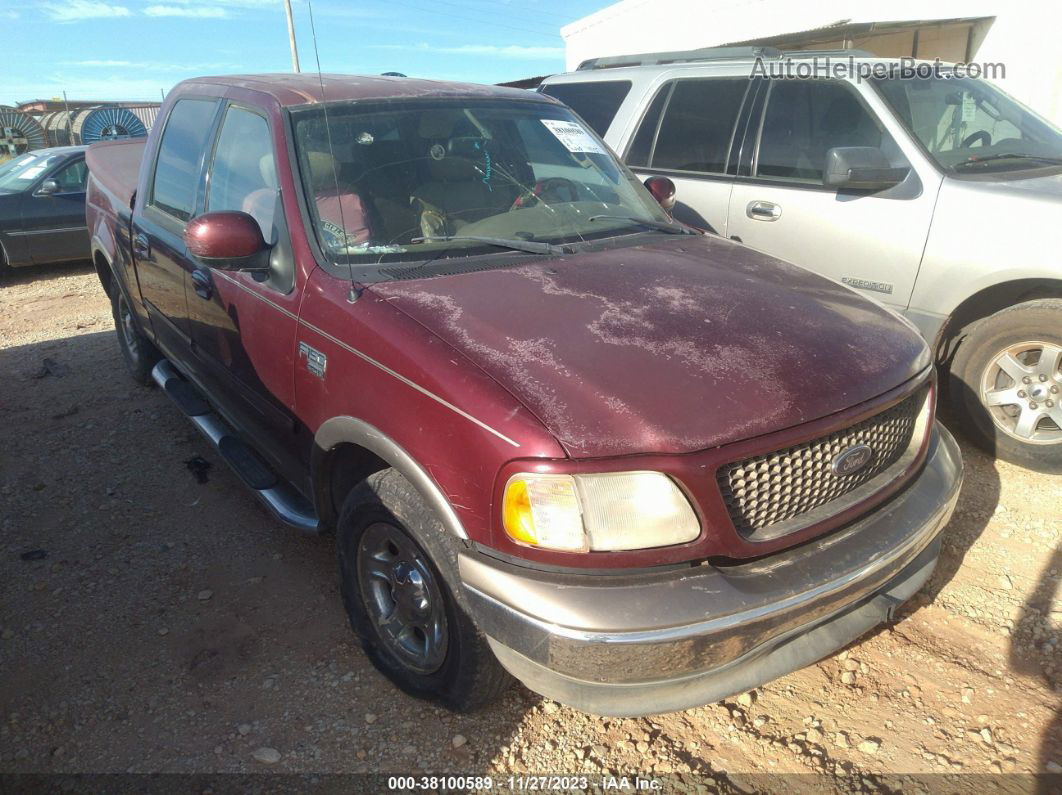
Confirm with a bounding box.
[298,342,327,378]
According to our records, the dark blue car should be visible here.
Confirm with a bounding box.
[0,146,90,273]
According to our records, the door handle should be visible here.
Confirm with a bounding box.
[132,233,152,261]
[746,200,782,221]
[191,268,214,300]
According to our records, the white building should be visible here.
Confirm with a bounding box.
[561,0,1062,126]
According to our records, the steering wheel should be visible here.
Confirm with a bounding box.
[511,177,580,210]
[961,130,992,148]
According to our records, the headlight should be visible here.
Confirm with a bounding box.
[502,471,700,552]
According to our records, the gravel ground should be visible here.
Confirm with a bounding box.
[1,264,1059,790]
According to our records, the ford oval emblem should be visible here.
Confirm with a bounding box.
[832,444,874,476]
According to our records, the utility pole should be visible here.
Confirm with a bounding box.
[283,0,300,73]
[62,90,72,145]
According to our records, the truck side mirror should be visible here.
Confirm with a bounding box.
[823,147,910,191]
[36,179,60,196]
[644,176,676,213]
[185,211,270,271]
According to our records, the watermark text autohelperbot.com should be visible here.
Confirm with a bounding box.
[752,56,1006,82]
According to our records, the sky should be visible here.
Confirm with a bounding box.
[0,0,611,105]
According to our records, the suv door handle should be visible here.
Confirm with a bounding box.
[132,233,152,261]
[746,201,782,221]
[191,268,214,300]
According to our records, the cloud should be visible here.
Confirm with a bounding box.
[43,0,131,21]
[1,10,19,18]
[371,43,564,59]
[65,59,136,67]
[312,5,385,19]
[63,59,240,72]
[143,4,228,16]
[12,72,179,103]
[159,0,276,5]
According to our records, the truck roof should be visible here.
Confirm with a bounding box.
[182,73,551,107]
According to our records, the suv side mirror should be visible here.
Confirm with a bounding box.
[184,211,270,271]
[644,176,676,213]
[36,179,60,196]
[823,147,910,191]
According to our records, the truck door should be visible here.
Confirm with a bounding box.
[725,78,939,311]
[132,97,220,355]
[184,101,308,486]
[23,156,90,264]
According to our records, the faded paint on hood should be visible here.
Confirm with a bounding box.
[371,235,929,458]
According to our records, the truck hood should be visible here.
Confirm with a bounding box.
[371,235,929,458]
[954,169,1062,204]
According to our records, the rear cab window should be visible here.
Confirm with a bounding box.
[540,81,631,136]
[149,98,220,222]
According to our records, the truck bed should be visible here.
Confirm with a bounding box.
[85,138,146,210]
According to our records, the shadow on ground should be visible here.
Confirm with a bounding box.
[0,260,94,289]
[1,329,530,774]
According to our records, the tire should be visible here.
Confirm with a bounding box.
[110,288,160,385]
[949,299,1062,473]
[337,469,513,711]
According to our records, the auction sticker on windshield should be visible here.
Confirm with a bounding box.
[541,119,607,155]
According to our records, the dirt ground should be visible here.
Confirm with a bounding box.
[1,263,1059,790]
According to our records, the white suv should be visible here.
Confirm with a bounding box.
[541,47,1062,473]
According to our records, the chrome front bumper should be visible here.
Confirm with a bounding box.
[460,424,962,716]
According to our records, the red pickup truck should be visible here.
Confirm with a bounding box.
[85,73,962,716]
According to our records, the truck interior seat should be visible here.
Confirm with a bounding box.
[410,111,510,237]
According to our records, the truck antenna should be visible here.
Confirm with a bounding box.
[306,0,360,302]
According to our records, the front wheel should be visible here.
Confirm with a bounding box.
[949,299,1062,473]
[337,469,512,711]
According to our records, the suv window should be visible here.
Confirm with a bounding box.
[756,79,901,183]
[151,98,218,221]
[207,106,276,238]
[51,158,87,193]
[626,85,670,167]
[540,81,631,136]
[642,78,747,174]
[873,75,1062,174]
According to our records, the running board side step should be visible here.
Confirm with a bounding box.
[151,360,319,533]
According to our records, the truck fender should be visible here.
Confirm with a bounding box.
[312,416,469,540]
[90,236,130,304]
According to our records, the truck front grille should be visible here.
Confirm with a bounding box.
[718,388,927,540]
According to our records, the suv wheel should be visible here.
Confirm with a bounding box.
[337,469,513,711]
[950,299,1062,473]
[111,289,160,385]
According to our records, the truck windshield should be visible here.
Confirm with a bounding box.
[289,99,673,268]
[873,75,1062,175]
[0,152,63,193]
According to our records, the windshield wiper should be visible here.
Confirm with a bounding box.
[412,235,567,255]
[588,215,696,235]
[954,153,1062,170]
